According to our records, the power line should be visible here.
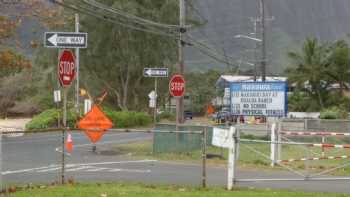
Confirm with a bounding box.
[52,0,241,68]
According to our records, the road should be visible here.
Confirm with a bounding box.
[2,131,350,194]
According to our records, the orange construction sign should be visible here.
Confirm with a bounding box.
[207,104,215,115]
[78,105,113,143]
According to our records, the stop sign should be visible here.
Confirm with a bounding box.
[169,74,185,97]
[58,50,76,87]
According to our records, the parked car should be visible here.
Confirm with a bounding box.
[184,110,193,119]
[212,111,231,123]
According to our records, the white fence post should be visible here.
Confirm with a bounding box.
[227,126,236,190]
[270,123,277,166]
[277,121,282,162]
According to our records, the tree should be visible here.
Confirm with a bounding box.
[326,40,350,94]
[79,0,179,111]
[185,70,221,114]
[287,38,330,110]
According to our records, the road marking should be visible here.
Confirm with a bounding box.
[37,167,61,173]
[3,160,157,175]
[66,166,93,172]
[2,164,58,175]
[86,167,108,172]
[115,169,152,173]
[69,159,157,166]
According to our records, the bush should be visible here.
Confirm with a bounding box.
[103,107,152,128]
[320,106,348,119]
[26,107,152,130]
[25,108,78,130]
[158,111,176,122]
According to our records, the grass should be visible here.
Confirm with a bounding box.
[8,183,350,197]
[113,138,350,175]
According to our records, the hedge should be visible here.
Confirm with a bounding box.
[25,107,152,130]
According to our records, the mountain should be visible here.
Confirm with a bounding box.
[186,0,350,74]
[3,0,350,74]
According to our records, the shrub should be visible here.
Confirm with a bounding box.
[25,108,78,130]
[104,110,151,128]
[158,111,176,121]
[320,106,348,119]
[26,107,152,130]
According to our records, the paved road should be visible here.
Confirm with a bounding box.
[2,131,350,194]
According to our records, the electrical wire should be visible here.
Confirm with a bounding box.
[53,0,242,68]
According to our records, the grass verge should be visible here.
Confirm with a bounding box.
[113,140,350,175]
[9,183,350,197]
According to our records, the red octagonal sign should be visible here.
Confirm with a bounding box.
[58,50,76,87]
[169,74,185,97]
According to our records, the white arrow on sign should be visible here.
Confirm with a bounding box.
[48,34,58,46]
[145,69,152,76]
[47,34,85,47]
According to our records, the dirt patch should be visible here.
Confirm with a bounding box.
[0,118,32,129]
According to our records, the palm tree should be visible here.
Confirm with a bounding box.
[287,38,330,109]
[326,40,350,95]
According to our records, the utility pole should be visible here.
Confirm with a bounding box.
[177,0,186,125]
[249,18,258,81]
[259,0,266,81]
[75,13,80,115]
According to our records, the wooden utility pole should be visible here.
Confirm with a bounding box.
[259,0,266,81]
[75,13,80,115]
[177,0,186,125]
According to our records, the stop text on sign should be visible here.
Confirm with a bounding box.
[169,74,185,97]
[58,50,76,87]
[59,61,75,76]
[171,82,184,91]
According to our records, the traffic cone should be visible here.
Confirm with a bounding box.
[65,133,73,153]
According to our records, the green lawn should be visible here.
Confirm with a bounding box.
[113,138,350,175]
[9,183,350,197]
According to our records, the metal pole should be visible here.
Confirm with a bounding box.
[154,78,157,124]
[321,136,325,157]
[57,103,60,128]
[61,88,67,184]
[277,121,282,161]
[305,146,310,180]
[251,18,258,81]
[75,13,80,115]
[259,0,266,81]
[177,0,186,125]
[201,127,207,188]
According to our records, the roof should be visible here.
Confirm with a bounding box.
[216,75,287,87]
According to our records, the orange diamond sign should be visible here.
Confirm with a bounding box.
[78,105,113,143]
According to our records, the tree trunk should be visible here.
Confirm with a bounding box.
[316,88,324,109]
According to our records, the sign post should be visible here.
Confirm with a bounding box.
[169,74,185,129]
[143,68,168,124]
[211,126,236,190]
[75,14,80,115]
[58,49,76,184]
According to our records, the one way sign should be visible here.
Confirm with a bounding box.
[143,68,168,77]
[44,32,88,48]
